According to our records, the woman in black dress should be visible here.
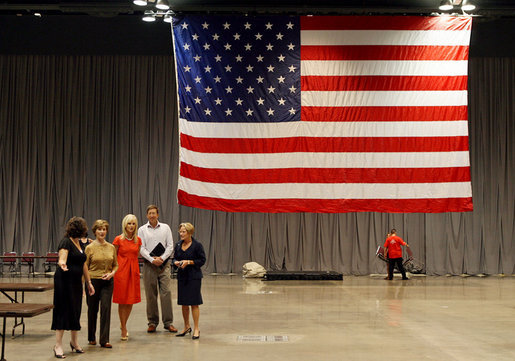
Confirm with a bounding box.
[173,222,206,340]
[51,217,95,358]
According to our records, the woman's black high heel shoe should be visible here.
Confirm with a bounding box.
[53,346,66,358]
[175,327,192,337]
[70,342,85,353]
[192,331,200,340]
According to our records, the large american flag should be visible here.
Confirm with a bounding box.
[172,15,473,213]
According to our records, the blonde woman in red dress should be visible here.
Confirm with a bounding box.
[112,214,141,341]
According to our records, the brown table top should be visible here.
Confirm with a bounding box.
[0,303,53,317]
[0,255,48,259]
[0,283,54,292]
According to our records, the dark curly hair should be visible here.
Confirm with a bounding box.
[65,216,88,238]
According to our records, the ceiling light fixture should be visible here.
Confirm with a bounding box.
[133,0,148,6]
[156,0,170,10]
[141,9,175,23]
[461,0,476,11]
[142,10,156,22]
[438,0,453,11]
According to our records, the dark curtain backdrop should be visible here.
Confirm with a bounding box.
[0,55,513,275]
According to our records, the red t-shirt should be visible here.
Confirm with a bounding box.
[383,235,406,259]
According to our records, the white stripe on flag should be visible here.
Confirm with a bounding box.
[301,90,468,107]
[300,30,472,46]
[178,177,473,199]
[179,118,470,138]
[180,149,471,169]
[301,60,469,76]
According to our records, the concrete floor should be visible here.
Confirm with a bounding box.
[2,274,515,361]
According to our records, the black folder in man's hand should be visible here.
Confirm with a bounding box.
[150,242,166,258]
[149,242,168,269]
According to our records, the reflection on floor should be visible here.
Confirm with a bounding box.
[2,274,515,361]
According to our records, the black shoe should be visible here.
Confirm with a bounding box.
[70,342,84,353]
[175,327,192,337]
[192,331,200,340]
[402,277,409,280]
[53,346,66,359]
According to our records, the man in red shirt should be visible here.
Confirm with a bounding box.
[383,229,410,280]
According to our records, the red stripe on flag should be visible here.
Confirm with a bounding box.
[180,163,471,184]
[301,75,468,91]
[180,134,469,153]
[178,190,474,213]
[301,45,470,61]
[300,16,472,31]
[301,106,468,122]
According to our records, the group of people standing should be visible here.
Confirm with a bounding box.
[51,205,206,359]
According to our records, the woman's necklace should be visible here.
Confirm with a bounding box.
[182,240,192,250]
[70,238,83,253]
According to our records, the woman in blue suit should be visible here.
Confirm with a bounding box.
[173,222,206,340]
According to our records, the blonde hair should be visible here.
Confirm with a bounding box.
[92,219,109,236]
[121,214,138,243]
[178,222,195,235]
